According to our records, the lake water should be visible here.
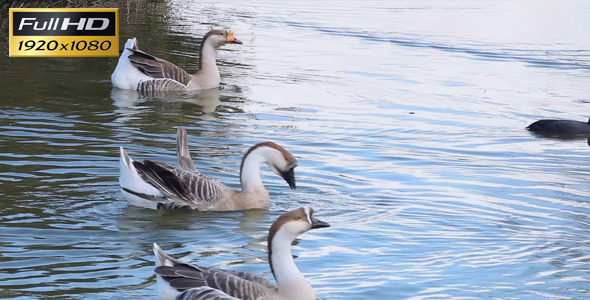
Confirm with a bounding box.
[0,0,589,299]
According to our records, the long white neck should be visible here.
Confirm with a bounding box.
[197,39,220,78]
[270,229,315,299]
[240,147,273,193]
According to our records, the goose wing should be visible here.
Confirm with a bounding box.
[221,270,277,290]
[155,263,276,299]
[132,160,231,210]
[127,47,192,86]
[137,78,188,92]
[176,287,239,300]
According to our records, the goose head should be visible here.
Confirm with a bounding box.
[202,29,243,49]
[269,207,330,243]
[240,141,298,189]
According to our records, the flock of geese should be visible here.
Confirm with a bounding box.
[111,28,590,300]
[112,29,327,300]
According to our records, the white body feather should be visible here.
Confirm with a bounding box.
[119,147,163,209]
[111,38,152,90]
[153,243,182,300]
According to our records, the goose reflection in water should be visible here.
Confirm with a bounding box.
[111,87,222,123]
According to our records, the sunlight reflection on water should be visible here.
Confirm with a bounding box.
[0,0,589,299]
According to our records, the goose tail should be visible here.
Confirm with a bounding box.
[111,37,145,89]
[119,147,164,209]
[153,243,183,300]
[153,243,174,267]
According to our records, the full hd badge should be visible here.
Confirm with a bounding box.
[9,8,119,57]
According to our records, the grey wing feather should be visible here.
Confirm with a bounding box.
[127,48,192,86]
[137,78,187,92]
[177,127,196,171]
[131,160,183,198]
[156,264,275,299]
[171,169,230,208]
[223,270,277,291]
[132,160,229,209]
[176,287,239,300]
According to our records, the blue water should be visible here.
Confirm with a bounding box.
[0,0,589,299]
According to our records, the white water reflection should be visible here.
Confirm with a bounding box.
[0,0,589,299]
[111,87,222,124]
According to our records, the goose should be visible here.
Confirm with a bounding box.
[111,29,242,92]
[119,128,297,211]
[153,207,330,300]
[527,117,590,135]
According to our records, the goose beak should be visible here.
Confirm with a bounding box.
[311,217,330,229]
[281,167,296,190]
[226,30,243,44]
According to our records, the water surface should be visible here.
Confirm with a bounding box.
[0,0,589,299]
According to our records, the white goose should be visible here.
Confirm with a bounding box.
[153,207,330,300]
[111,29,242,92]
[119,128,297,211]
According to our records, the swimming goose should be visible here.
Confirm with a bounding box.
[527,118,590,135]
[153,207,330,300]
[119,128,297,211]
[111,29,242,92]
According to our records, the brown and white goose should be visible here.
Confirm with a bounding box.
[153,207,330,300]
[119,128,297,211]
[111,29,242,92]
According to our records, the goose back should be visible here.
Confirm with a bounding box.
[127,47,192,87]
[154,254,277,300]
[132,160,231,210]
[176,287,239,300]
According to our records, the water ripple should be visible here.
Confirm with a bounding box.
[1,0,589,299]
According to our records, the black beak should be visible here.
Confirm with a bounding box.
[311,217,330,229]
[281,168,296,190]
